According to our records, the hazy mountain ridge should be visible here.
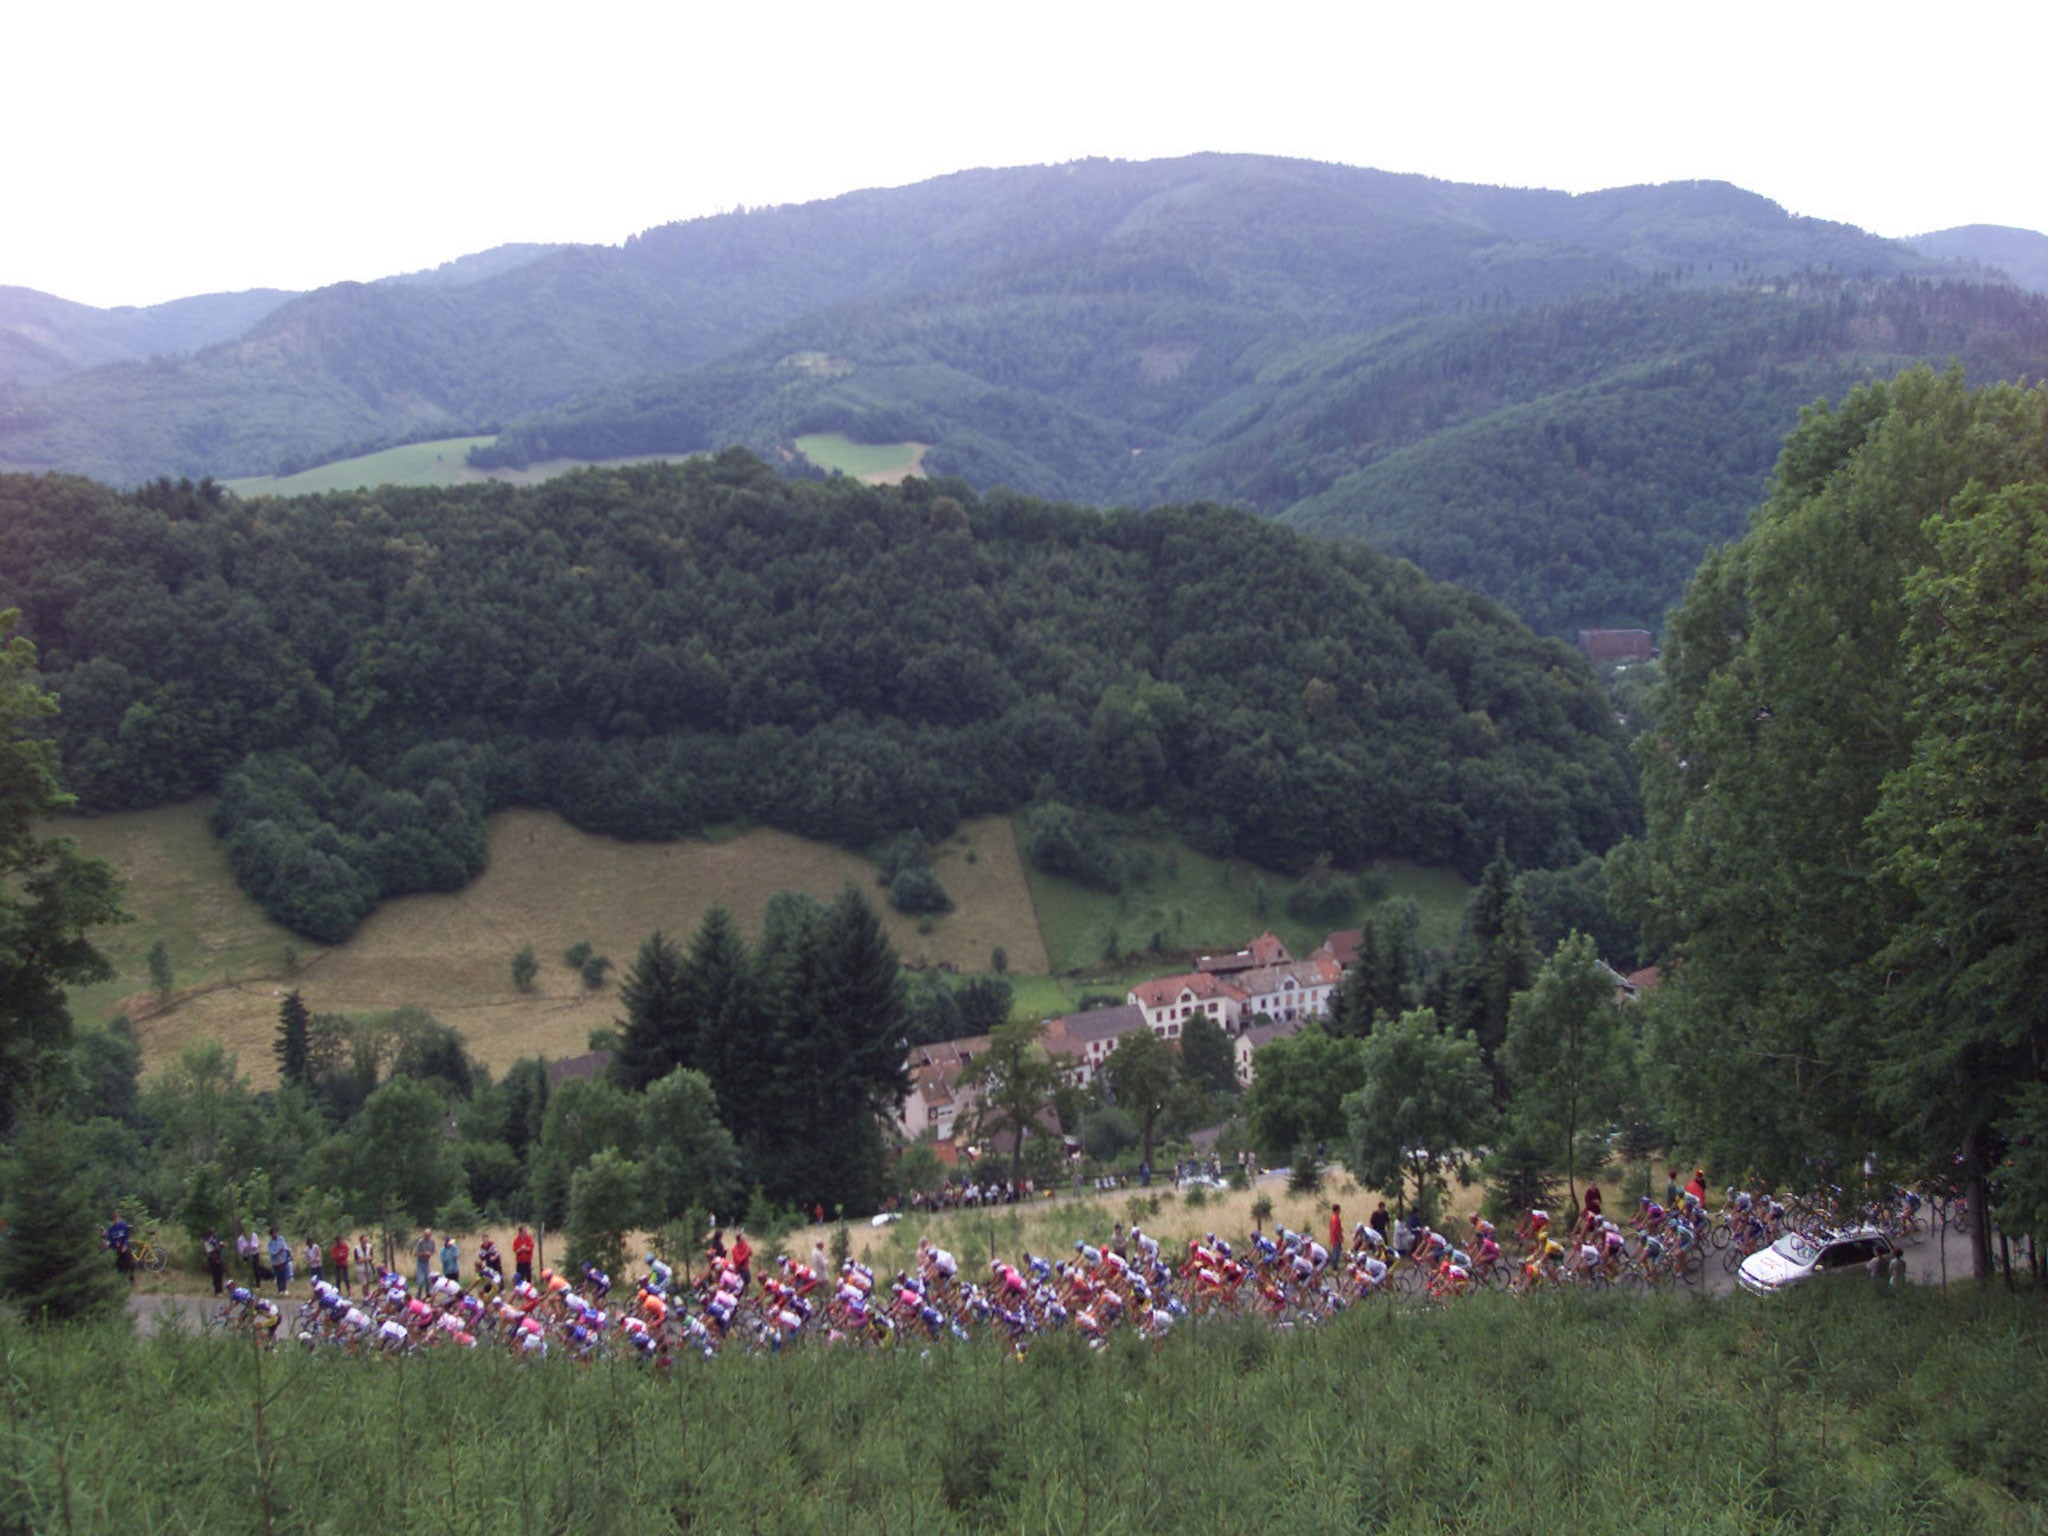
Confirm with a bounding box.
[1905,224,2048,298]
[0,284,295,390]
[5,154,2042,633]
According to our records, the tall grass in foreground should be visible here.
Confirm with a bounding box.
[3,1286,2044,1535]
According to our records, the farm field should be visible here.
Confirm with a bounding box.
[1019,822,1468,977]
[52,800,1460,1085]
[54,804,1044,1083]
[10,1285,2044,1534]
[222,436,698,497]
[793,431,928,483]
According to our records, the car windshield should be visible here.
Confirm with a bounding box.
[1773,1233,1819,1265]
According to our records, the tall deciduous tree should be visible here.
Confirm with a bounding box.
[962,1017,1060,1186]
[1501,931,1632,1206]
[1873,473,2048,1277]
[1101,1026,1176,1171]
[1242,1024,1368,1162]
[639,1066,741,1222]
[1178,1014,1238,1097]
[1617,368,2048,1278]
[1342,1008,1493,1221]
[0,610,126,1129]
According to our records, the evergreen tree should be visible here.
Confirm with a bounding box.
[682,905,765,1155]
[0,611,126,1132]
[771,886,909,1212]
[146,940,173,1002]
[611,931,691,1091]
[1438,846,1537,1091]
[0,1104,125,1323]
[274,990,311,1089]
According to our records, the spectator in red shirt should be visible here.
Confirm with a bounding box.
[1329,1204,1344,1256]
[512,1225,536,1284]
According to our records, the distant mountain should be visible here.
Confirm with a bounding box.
[1905,224,2048,296]
[6,154,2043,634]
[0,284,294,389]
[378,242,570,289]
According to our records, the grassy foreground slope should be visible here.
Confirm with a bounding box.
[57,803,1046,1083]
[8,1287,2042,1534]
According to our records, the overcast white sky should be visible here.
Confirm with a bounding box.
[11,0,2043,309]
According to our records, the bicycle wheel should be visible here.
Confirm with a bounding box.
[144,1244,169,1274]
[1710,1222,1731,1251]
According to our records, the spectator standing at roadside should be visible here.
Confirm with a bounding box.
[513,1226,535,1283]
[331,1235,351,1291]
[413,1229,435,1293]
[304,1236,323,1288]
[104,1211,133,1284]
[1328,1204,1344,1256]
[267,1229,292,1295]
[440,1233,460,1283]
[203,1229,226,1294]
[352,1233,374,1291]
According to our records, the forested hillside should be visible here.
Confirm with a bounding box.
[12,155,2039,636]
[0,454,1634,940]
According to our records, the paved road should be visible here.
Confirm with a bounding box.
[126,1291,218,1334]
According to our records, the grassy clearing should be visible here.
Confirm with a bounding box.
[222,437,497,495]
[56,805,1041,1083]
[58,800,1470,1083]
[9,1285,2044,1533]
[1020,821,1469,976]
[793,432,927,482]
[223,437,701,497]
[782,1169,1429,1280]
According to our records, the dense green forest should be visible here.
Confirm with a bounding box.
[14,155,2047,636]
[1614,367,2048,1274]
[0,454,1635,941]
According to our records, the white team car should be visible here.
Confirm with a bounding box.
[1738,1226,1894,1295]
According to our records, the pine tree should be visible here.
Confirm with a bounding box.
[146,939,173,1002]
[274,990,311,1088]
[612,931,691,1091]
[0,1105,125,1323]
[1439,845,1537,1090]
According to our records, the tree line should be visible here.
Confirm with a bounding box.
[0,455,1637,941]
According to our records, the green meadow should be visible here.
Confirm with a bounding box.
[793,432,922,479]
[223,437,498,495]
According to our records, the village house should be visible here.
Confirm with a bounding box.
[1040,1003,1147,1087]
[1128,970,1247,1039]
[1235,1016,1302,1088]
[1233,951,1344,1024]
[897,1035,989,1142]
[1195,930,1292,975]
